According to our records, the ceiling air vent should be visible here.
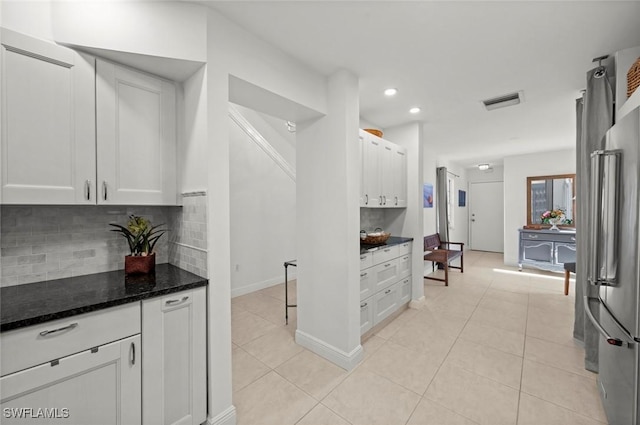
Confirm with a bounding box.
[482,91,523,111]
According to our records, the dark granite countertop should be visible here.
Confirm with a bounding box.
[360,236,413,254]
[0,264,208,332]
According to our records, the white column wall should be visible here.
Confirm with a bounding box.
[295,69,362,370]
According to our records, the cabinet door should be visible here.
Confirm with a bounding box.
[555,242,576,265]
[398,277,412,305]
[397,253,411,280]
[96,60,177,205]
[360,298,373,335]
[360,267,374,301]
[379,140,395,206]
[372,286,398,325]
[361,134,381,207]
[393,146,407,207]
[522,241,553,263]
[1,29,96,204]
[0,335,141,425]
[142,287,206,425]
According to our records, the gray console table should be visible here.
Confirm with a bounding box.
[518,228,576,272]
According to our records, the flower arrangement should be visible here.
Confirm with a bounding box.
[540,209,566,224]
[110,214,166,256]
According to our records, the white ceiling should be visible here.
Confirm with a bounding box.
[202,1,640,167]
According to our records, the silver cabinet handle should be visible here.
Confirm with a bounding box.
[384,263,391,267]
[379,195,383,205]
[360,272,367,278]
[166,296,189,306]
[131,341,136,365]
[403,256,409,260]
[383,195,386,205]
[360,302,367,308]
[102,181,108,201]
[384,249,391,253]
[395,196,398,206]
[385,289,392,294]
[571,237,576,241]
[360,255,366,260]
[85,180,91,201]
[39,323,78,337]
[528,234,538,239]
[365,194,368,205]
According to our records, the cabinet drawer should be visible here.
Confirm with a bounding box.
[521,232,576,244]
[372,245,398,264]
[397,242,412,257]
[1,303,140,376]
[372,258,399,293]
[360,252,373,270]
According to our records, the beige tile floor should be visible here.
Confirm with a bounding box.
[231,251,607,425]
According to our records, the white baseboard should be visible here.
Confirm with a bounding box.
[295,329,363,371]
[207,405,236,425]
[231,273,297,298]
[409,296,425,309]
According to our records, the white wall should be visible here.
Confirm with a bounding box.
[229,107,296,297]
[503,149,576,266]
[422,134,438,237]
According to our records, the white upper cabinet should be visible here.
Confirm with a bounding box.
[96,60,177,205]
[0,29,179,206]
[359,130,407,208]
[1,28,96,204]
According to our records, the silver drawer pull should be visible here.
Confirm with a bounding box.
[131,342,136,365]
[39,323,78,337]
[360,302,368,308]
[166,296,189,306]
[384,248,391,252]
[528,234,538,239]
[360,273,367,278]
[403,256,408,260]
[384,263,391,267]
[571,237,576,241]
[385,289,392,294]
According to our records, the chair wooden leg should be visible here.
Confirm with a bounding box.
[444,262,449,286]
[564,269,570,296]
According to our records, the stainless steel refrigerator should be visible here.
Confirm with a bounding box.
[586,105,640,425]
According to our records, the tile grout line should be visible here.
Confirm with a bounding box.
[514,289,530,425]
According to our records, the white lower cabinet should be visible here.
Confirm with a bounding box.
[0,335,141,425]
[142,287,207,425]
[360,242,413,335]
[0,287,208,425]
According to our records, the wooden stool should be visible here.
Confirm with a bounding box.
[563,262,576,296]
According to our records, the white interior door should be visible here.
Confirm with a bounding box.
[469,181,504,252]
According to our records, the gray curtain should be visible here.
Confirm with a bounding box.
[573,66,614,373]
[436,167,449,241]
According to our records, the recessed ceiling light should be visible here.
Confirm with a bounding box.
[384,88,398,96]
[409,107,421,114]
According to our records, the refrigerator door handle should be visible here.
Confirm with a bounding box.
[584,295,624,347]
[589,149,621,286]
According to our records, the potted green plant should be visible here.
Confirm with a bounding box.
[110,214,166,274]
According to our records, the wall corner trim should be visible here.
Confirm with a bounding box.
[295,329,363,372]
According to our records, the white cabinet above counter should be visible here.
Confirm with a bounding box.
[1,28,178,206]
[359,130,407,208]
